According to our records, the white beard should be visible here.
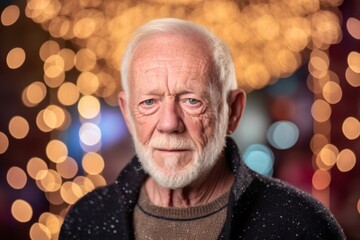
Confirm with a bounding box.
[129,103,229,189]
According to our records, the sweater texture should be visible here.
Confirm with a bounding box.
[59,137,345,239]
[133,186,229,239]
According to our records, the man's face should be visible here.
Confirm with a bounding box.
[123,34,228,189]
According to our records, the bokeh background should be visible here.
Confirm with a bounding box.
[0,0,359,239]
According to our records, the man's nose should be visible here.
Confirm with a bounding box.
[157,99,184,133]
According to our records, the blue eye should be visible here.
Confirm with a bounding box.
[188,98,199,105]
[143,99,154,106]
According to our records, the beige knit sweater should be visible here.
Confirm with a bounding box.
[133,187,229,240]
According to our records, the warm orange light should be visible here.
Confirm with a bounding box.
[11,199,33,223]
[82,152,105,175]
[6,47,26,69]
[23,81,47,107]
[348,51,360,73]
[57,82,80,106]
[74,48,97,71]
[77,95,101,119]
[29,223,51,240]
[311,100,331,122]
[36,169,62,192]
[60,182,84,204]
[77,72,99,95]
[7,166,27,189]
[345,67,360,87]
[27,157,48,180]
[322,81,342,104]
[347,17,360,40]
[336,149,356,172]
[1,5,20,26]
[342,117,360,140]
[86,174,106,188]
[310,134,328,154]
[39,40,60,62]
[56,157,78,179]
[8,116,29,139]
[46,139,68,163]
[312,169,331,190]
[0,131,9,154]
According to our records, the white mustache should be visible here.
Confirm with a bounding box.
[149,136,196,150]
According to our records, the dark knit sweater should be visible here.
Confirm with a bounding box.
[59,138,345,240]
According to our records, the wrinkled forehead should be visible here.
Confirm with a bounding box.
[129,33,214,79]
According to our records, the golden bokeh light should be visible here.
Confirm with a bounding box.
[24,0,343,93]
[57,82,80,106]
[342,117,360,140]
[1,5,20,26]
[42,105,66,129]
[44,54,65,78]
[36,110,53,132]
[336,149,356,172]
[311,99,331,123]
[29,223,51,240]
[60,182,84,205]
[9,116,29,139]
[77,95,101,119]
[39,40,60,62]
[312,169,331,190]
[39,212,63,235]
[73,176,95,195]
[11,199,33,223]
[0,131,9,154]
[74,48,97,72]
[82,152,105,175]
[46,139,68,163]
[45,190,64,205]
[22,81,47,107]
[347,17,360,40]
[348,51,360,73]
[345,67,360,87]
[309,52,329,79]
[319,144,339,168]
[77,72,100,95]
[310,134,328,155]
[36,169,62,192]
[58,48,75,71]
[44,70,65,88]
[6,47,26,69]
[56,157,78,179]
[27,157,48,180]
[7,166,27,189]
[322,81,342,104]
[73,17,98,39]
[357,199,360,215]
[86,174,106,188]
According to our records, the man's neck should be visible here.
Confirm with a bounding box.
[144,157,234,208]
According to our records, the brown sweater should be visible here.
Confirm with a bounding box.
[133,187,229,240]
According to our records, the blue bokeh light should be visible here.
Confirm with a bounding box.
[243,144,274,176]
[267,121,299,150]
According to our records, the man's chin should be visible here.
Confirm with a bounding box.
[146,167,199,189]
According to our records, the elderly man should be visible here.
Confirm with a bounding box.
[60,18,344,239]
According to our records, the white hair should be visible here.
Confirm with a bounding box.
[120,18,237,104]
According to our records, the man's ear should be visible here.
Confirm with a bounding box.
[118,91,132,134]
[227,88,246,135]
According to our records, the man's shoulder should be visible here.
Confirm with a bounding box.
[233,172,345,239]
[252,174,325,213]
